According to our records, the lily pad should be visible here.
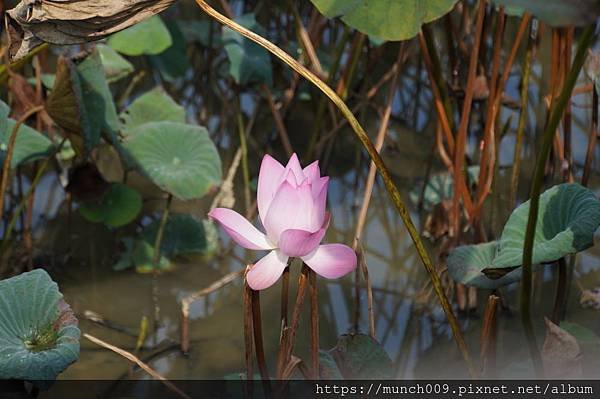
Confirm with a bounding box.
[327,334,393,379]
[120,87,186,133]
[490,183,600,272]
[447,241,526,289]
[0,269,80,381]
[222,14,272,86]
[0,119,54,168]
[309,0,458,41]
[97,44,134,83]
[108,15,172,56]
[123,121,221,200]
[141,214,208,257]
[78,183,142,228]
[495,0,600,27]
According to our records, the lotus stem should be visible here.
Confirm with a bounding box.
[277,264,309,378]
[235,107,251,214]
[193,0,477,377]
[582,83,598,186]
[0,138,66,256]
[309,270,319,379]
[0,105,44,222]
[480,294,500,377]
[251,289,272,395]
[520,24,595,377]
[510,20,537,207]
[151,194,172,334]
[242,278,254,393]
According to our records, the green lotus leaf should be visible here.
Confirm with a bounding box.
[0,269,80,381]
[177,20,222,47]
[120,87,186,134]
[490,183,600,271]
[149,22,191,82]
[0,119,54,168]
[495,0,600,27]
[222,14,273,86]
[327,334,393,379]
[309,0,458,41]
[108,15,172,56]
[141,214,208,257]
[123,121,221,200]
[97,44,134,83]
[78,183,142,227]
[319,350,344,379]
[132,240,173,274]
[447,241,525,289]
[410,166,479,211]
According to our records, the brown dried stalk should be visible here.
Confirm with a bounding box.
[480,295,500,377]
[84,333,191,399]
[0,105,44,221]
[277,264,309,378]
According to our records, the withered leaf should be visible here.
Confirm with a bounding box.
[6,0,178,60]
[541,318,583,379]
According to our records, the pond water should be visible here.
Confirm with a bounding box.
[3,8,599,386]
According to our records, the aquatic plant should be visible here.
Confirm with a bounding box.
[0,269,80,381]
[209,153,357,290]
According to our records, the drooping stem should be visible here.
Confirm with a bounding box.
[520,24,595,377]
[152,194,173,333]
[192,0,477,377]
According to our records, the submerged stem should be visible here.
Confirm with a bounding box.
[520,24,595,377]
[193,0,477,377]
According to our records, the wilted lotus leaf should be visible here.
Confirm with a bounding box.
[0,269,80,381]
[6,0,178,61]
[46,50,119,155]
[541,318,583,379]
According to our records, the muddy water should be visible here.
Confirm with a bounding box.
[21,41,600,381]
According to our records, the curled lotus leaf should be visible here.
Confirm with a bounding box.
[0,269,80,381]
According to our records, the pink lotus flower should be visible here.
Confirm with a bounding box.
[208,154,357,290]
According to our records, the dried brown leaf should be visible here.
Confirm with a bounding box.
[6,0,178,60]
[541,317,583,379]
